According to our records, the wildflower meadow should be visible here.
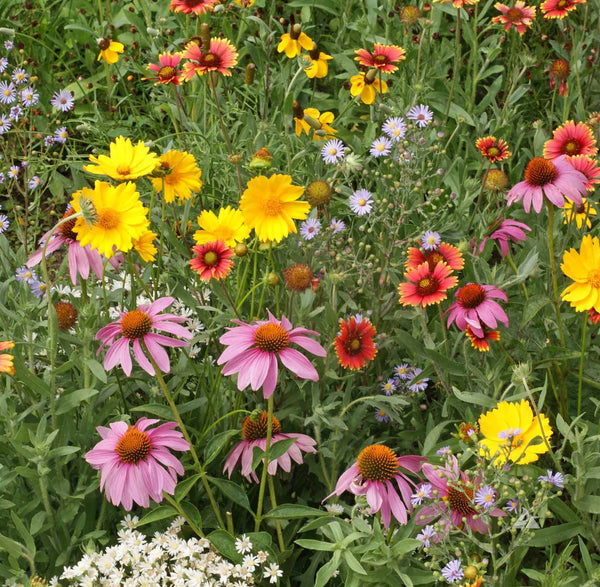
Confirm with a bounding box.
[1,0,600,584]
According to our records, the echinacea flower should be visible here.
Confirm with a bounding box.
[144,52,184,85]
[541,0,585,19]
[406,104,433,127]
[50,89,75,112]
[447,283,508,337]
[561,235,600,312]
[350,72,387,105]
[182,38,238,78]
[277,25,313,59]
[325,444,426,529]
[506,155,587,213]
[84,136,159,181]
[562,198,597,229]
[475,136,511,163]
[223,411,316,482]
[405,241,464,271]
[492,1,536,34]
[349,189,373,216]
[96,296,192,376]
[321,139,345,164]
[0,341,15,375]
[70,181,150,258]
[568,155,600,191]
[354,44,406,73]
[478,218,531,258]
[194,206,250,247]
[217,310,326,399]
[465,325,500,352]
[150,150,202,203]
[538,470,564,488]
[190,240,234,281]
[334,315,377,370]
[478,399,553,465]
[170,0,219,14]
[398,262,458,309]
[543,121,597,160]
[97,38,124,64]
[549,59,570,96]
[240,174,310,243]
[85,418,190,510]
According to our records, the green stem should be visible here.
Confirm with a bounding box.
[444,9,461,122]
[547,204,566,348]
[163,493,205,538]
[577,313,587,417]
[467,160,492,233]
[267,475,286,552]
[254,395,274,532]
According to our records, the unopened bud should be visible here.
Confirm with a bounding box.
[365,68,377,83]
[200,23,211,48]
[244,63,256,85]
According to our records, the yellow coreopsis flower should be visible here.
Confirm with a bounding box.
[277,25,313,59]
[239,174,310,243]
[478,399,553,465]
[350,72,388,105]
[133,230,158,262]
[562,198,597,229]
[0,341,14,375]
[194,206,250,248]
[561,235,600,312]
[151,150,203,204]
[97,38,124,64]
[84,136,159,181]
[71,181,150,258]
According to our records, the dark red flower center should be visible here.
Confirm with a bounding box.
[254,323,289,353]
[506,7,523,20]
[356,444,399,482]
[59,207,78,241]
[550,60,570,80]
[183,0,206,6]
[199,53,220,68]
[416,276,440,296]
[424,251,444,271]
[562,139,582,156]
[343,333,364,355]
[116,426,152,464]
[458,284,486,308]
[446,483,477,516]
[524,157,558,187]
[121,309,152,339]
[158,65,177,81]
[242,411,281,440]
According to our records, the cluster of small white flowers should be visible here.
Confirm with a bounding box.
[45,518,283,586]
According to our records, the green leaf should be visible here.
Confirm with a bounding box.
[451,387,497,408]
[268,437,298,461]
[286,0,338,15]
[204,430,240,466]
[56,388,99,415]
[130,403,174,420]
[391,538,422,556]
[136,505,178,527]
[208,529,242,563]
[10,511,35,554]
[0,534,26,559]
[295,538,336,551]
[208,477,252,512]
[179,501,202,530]
[526,522,583,546]
[574,496,600,514]
[174,473,202,502]
[315,551,342,587]
[266,504,330,519]
[343,551,367,574]
[30,512,45,536]
[85,359,107,384]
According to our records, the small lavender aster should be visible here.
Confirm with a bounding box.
[436,446,451,457]
[7,165,19,179]
[0,57,7,73]
[300,218,321,240]
[28,176,41,190]
[421,231,441,251]
[50,89,75,112]
[29,279,47,298]
[16,266,37,284]
[0,214,9,233]
[408,367,429,393]
[0,81,16,105]
[9,105,22,121]
[394,363,412,380]
[21,87,39,107]
[44,136,54,147]
[370,136,393,158]
[349,189,373,216]
[505,498,519,513]
[12,68,28,85]
[538,470,564,488]
[4,41,13,51]
[375,409,390,423]
[411,483,432,506]
[416,525,436,548]
[0,115,11,134]
[321,139,345,164]
[474,485,496,510]
[406,104,433,128]
[380,378,397,395]
[54,127,68,144]
[0,172,5,184]
[441,560,464,583]
[330,218,346,235]
[382,116,406,141]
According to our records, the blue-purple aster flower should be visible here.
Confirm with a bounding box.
[0,213,9,234]
[300,218,321,240]
[54,127,68,144]
[411,483,432,506]
[406,104,433,128]
[436,446,451,457]
[12,68,28,85]
[382,116,406,141]
[0,81,16,105]
[421,231,441,251]
[9,105,22,121]
[330,218,346,235]
[20,87,38,107]
[375,409,390,423]
[28,176,41,190]
[7,165,19,179]
[394,363,412,380]
[474,485,496,510]
[29,279,47,298]
[349,189,373,216]
[538,470,564,488]
[50,89,74,112]
[44,136,54,147]
[16,266,37,284]
[408,367,429,393]
[4,41,13,51]
[505,498,519,513]
[0,57,7,73]
[381,378,397,395]
[0,172,5,184]
[441,559,464,583]
[0,115,11,134]
[416,524,436,548]
[370,136,393,158]
[321,139,345,164]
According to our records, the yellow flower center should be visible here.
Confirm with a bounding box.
[417,276,440,296]
[116,426,152,464]
[524,157,558,186]
[588,269,600,288]
[204,251,218,266]
[356,444,399,482]
[242,411,282,440]
[358,198,366,206]
[254,323,289,353]
[350,339,361,351]
[120,309,152,339]
[158,65,176,80]
[264,197,282,216]
[96,209,121,230]
[487,146,500,156]
[328,148,338,155]
[563,139,581,155]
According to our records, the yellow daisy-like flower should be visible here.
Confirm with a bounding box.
[294,107,336,141]
[350,72,388,105]
[277,28,313,59]
[84,136,159,181]
[240,174,310,243]
[194,206,250,247]
[304,49,332,79]
[133,230,158,262]
[561,235,600,312]
[0,341,15,375]
[562,198,597,230]
[71,181,150,258]
[150,150,203,204]
[478,399,553,465]
[97,38,124,65]
[235,0,255,5]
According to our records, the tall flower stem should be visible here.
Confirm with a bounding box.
[147,353,225,529]
[219,280,241,319]
[467,160,492,233]
[163,493,205,538]
[254,395,274,532]
[577,313,587,417]
[418,310,450,393]
[267,475,286,552]
[444,9,461,122]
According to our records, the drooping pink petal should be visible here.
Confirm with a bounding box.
[278,348,319,381]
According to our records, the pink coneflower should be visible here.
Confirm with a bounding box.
[217,310,326,399]
[478,218,531,258]
[144,52,184,85]
[96,297,192,376]
[354,44,406,73]
[541,0,585,19]
[491,1,536,34]
[324,444,426,529]
[27,206,105,285]
[170,0,219,14]
[182,38,238,79]
[223,412,316,483]
[85,418,190,511]
[190,240,234,281]
[405,242,464,271]
[506,155,587,213]
[398,262,458,309]
[568,155,600,191]
[447,283,508,338]
[543,121,597,160]
[416,455,505,534]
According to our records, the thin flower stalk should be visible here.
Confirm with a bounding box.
[578,313,587,416]
[254,395,275,533]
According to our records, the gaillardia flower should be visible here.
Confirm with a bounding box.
[182,38,238,78]
[561,235,600,312]
[194,206,250,247]
[325,445,426,529]
[217,310,326,399]
[405,242,464,271]
[85,418,190,511]
[190,240,234,281]
[541,0,585,19]
[170,0,219,14]
[354,44,406,73]
[223,412,317,483]
[478,399,553,465]
[97,38,124,64]
[334,316,377,370]
[543,121,597,160]
[151,150,202,204]
[240,174,310,243]
[0,341,14,375]
[398,262,458,309]
[475,136,511,163]
[144,52,184,85]
[568,155,600,191]
[506,155,587,213]
[465,326,500,352]
[96,297,192,376]
[491,1,536,34]
[84,136,158,181]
